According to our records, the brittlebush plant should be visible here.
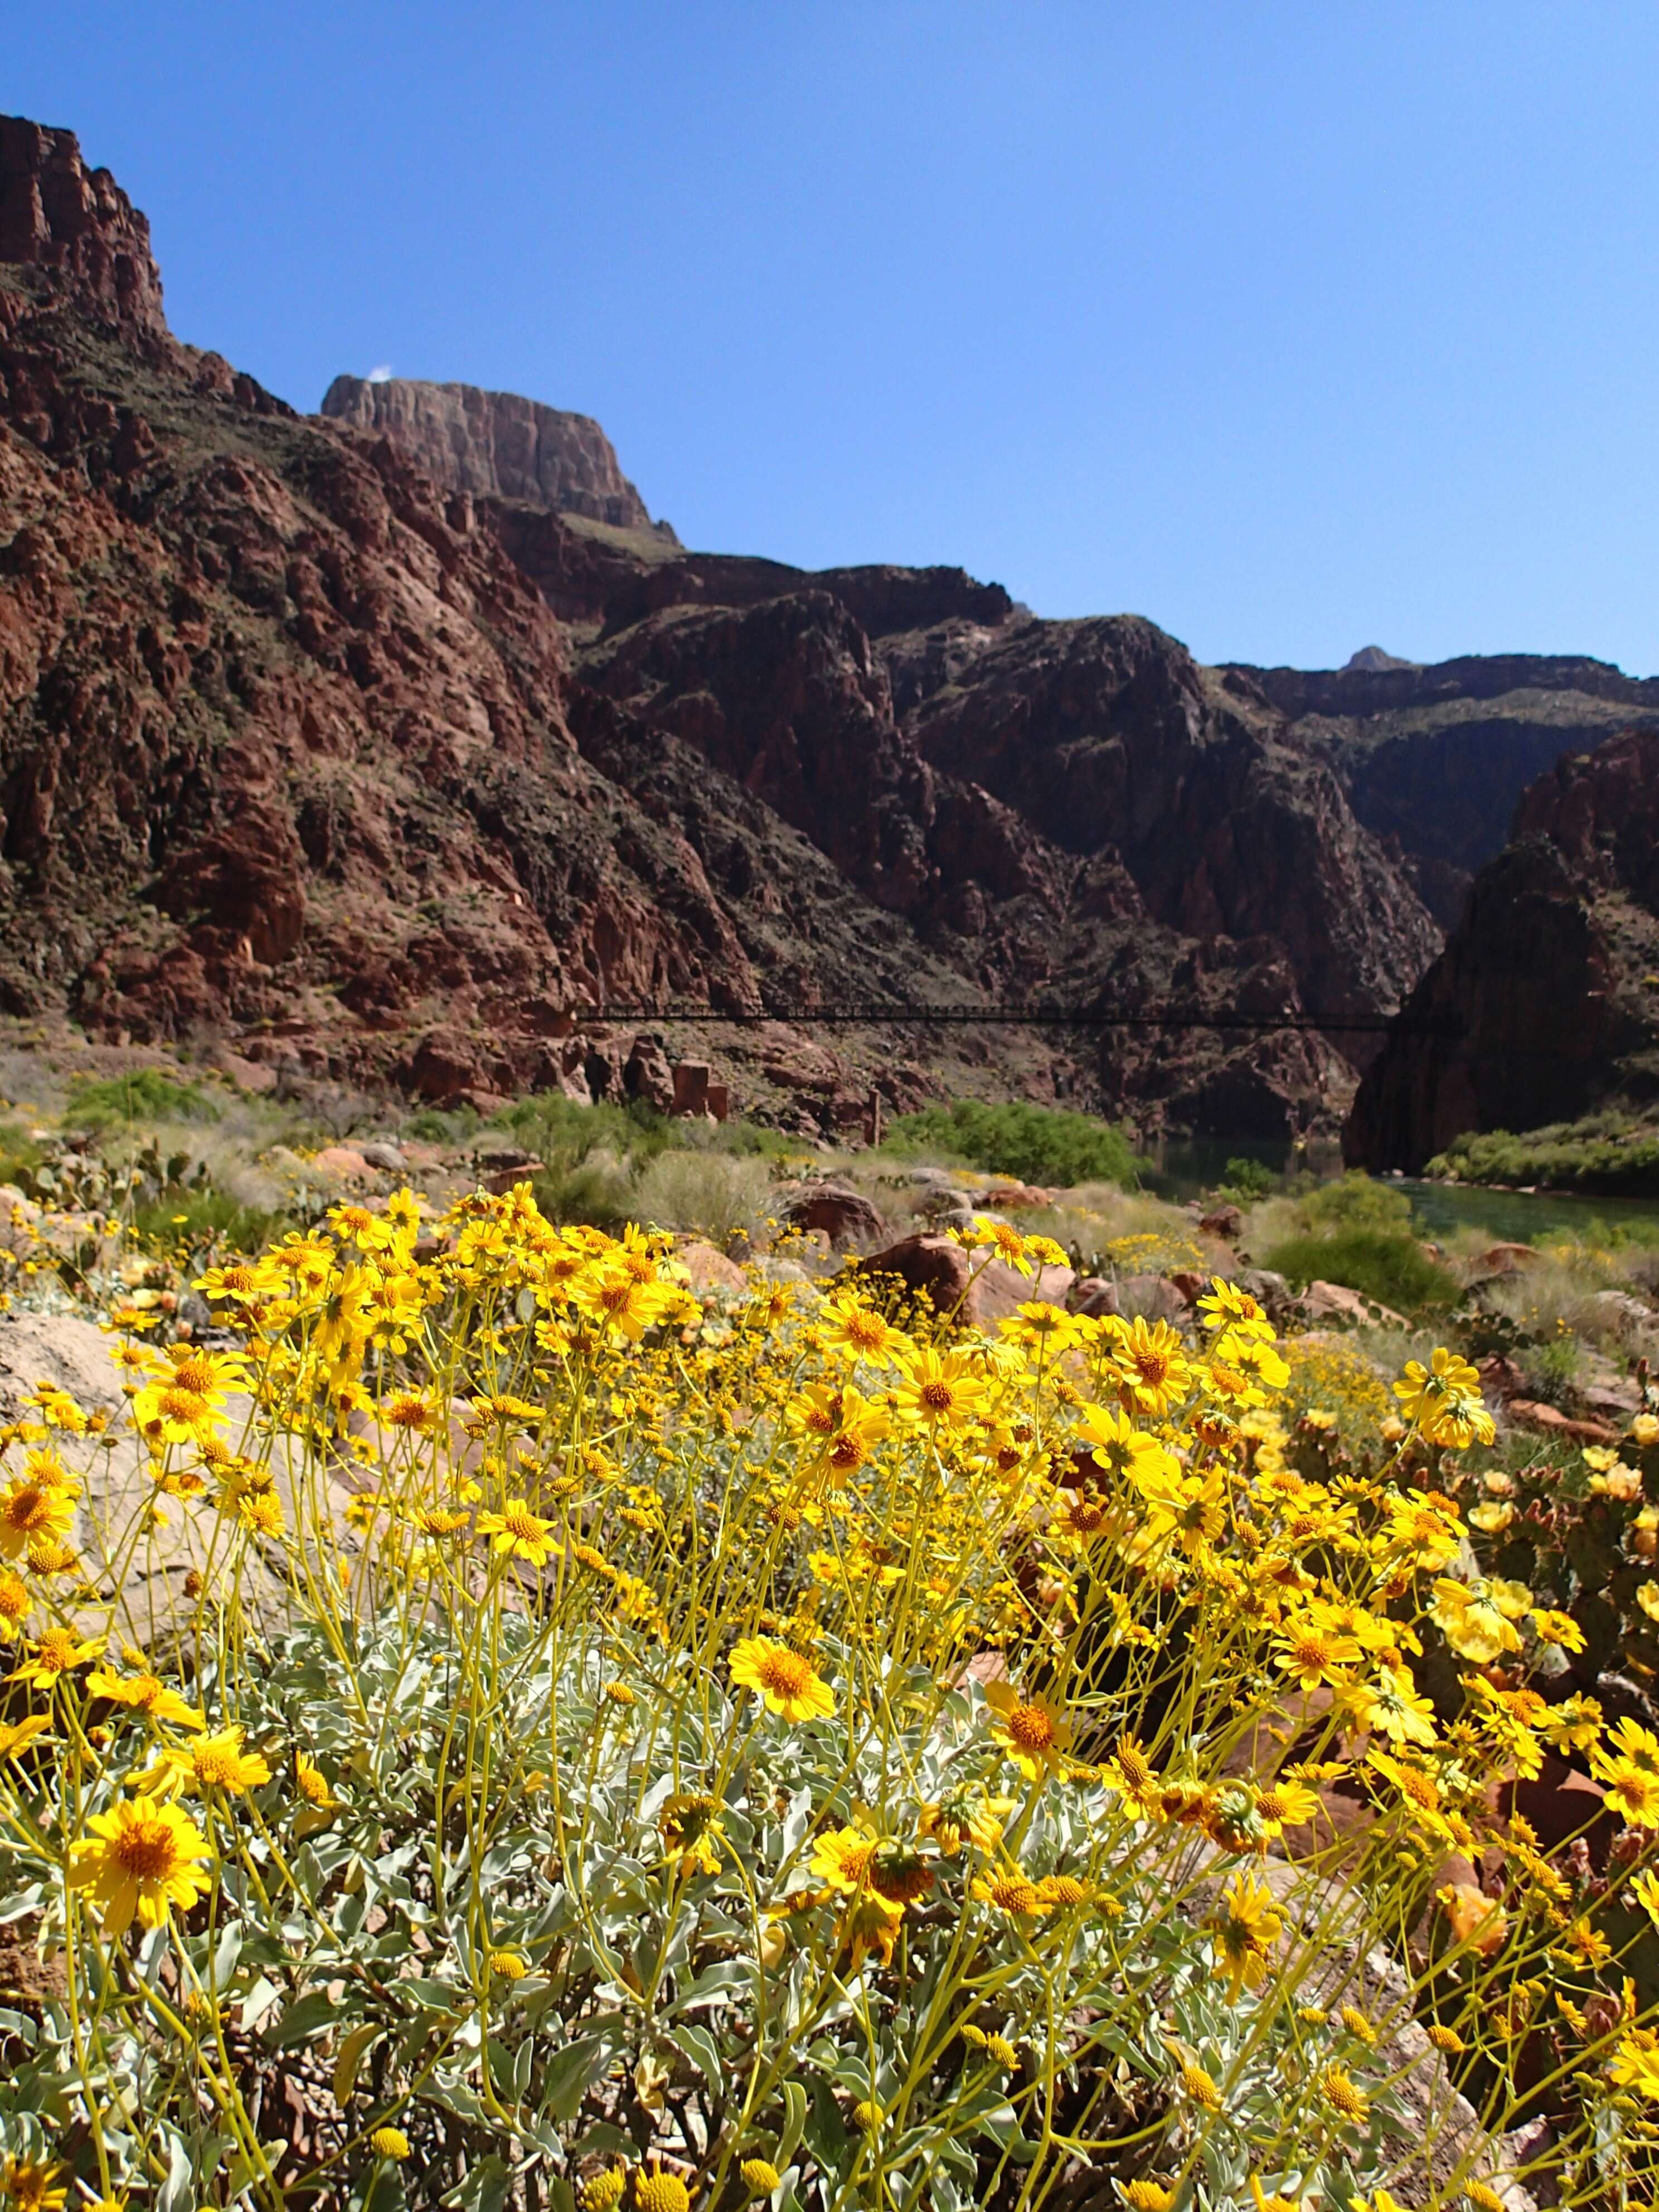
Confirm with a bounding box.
[1,1195,1658,2209]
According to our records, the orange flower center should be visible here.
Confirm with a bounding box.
[172,1359,214,1393]
[115,1816,181,1883]
[4,1489,49,1534]
[757,1649,813,1700]
[920,1381,955,1414]
[1007,1704,1055,1753]
[195,1745,242,1786]
[503,1505,542,1540]
[988,1877,1041,1913]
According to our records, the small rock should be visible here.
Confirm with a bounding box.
[1198,1204,1243,1242]
[1069,1275,1115,1316]
[360,1140,406,1172]
[1507,1398,1620,1448]
[1476,1354,1527,1402]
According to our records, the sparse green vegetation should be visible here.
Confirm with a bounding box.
[1262,1223,1459,1313]
[1428,1109,1659,1195]
[1217,1154,1277,1200]
[886,1098,1141,1189]
[65,1068,220,1132]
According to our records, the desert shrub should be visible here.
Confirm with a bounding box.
[404,1102,482,1142]
[887,1099,1141,1190]
[631,1146,774,1244]
[64,1068,219,1132]
[129,1185,285,1255]
[532,1148,639,1233]
[495,1092,664,1170]
[1263,1225,1459,1313]
[1218,1154,1277,1201]
[1,1196,1655,2205]
[0,1118,45,1189]
[1428,1114,1659,1195]
[1296,1171,1414,1236]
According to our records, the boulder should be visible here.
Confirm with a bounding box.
[677,1239,746,1296]
[1476,1242,1541,1274]
[1294,1279,1408,1331]
[856,1233,1073,1330]
[782,1182,887,1251]
[1238,1267,1294,1321]
[983,1183,1055,1211]
[1198,1204,1243,1241]
[1476,1353,1527,1401]
[1115,1273,1189,1325]
[311,1145,371,1182]
[360,1140,406,1172]
[671,1060,712,1117]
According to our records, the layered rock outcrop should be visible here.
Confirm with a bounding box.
[1347,728,1659,1168]
[318,375,676,540]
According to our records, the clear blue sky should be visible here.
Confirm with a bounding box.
[13,3,1659,671]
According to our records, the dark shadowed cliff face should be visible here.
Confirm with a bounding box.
[1346,729,1659,1170]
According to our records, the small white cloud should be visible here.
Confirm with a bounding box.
[366,363,394,385]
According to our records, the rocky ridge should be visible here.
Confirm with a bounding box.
[3,113,1652,1144]
[319,375,676,541]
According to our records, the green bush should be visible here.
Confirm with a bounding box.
[1296,1170,1414,1235]
[66,1069,219,1132]
[495,1094,667,1172]
[1219,1155,1277,1200]
[130,1187,285,1254]
[1262,1224,1458,1313]
[403,1103,481,1143]
[887,1100,1140,1190]
[1428,1113,1659,1195]
[0,1118,46,1190]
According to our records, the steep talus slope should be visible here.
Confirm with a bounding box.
[1232,652,1659,928]
[1347,727,1659,1169]
[319,375,676,541]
